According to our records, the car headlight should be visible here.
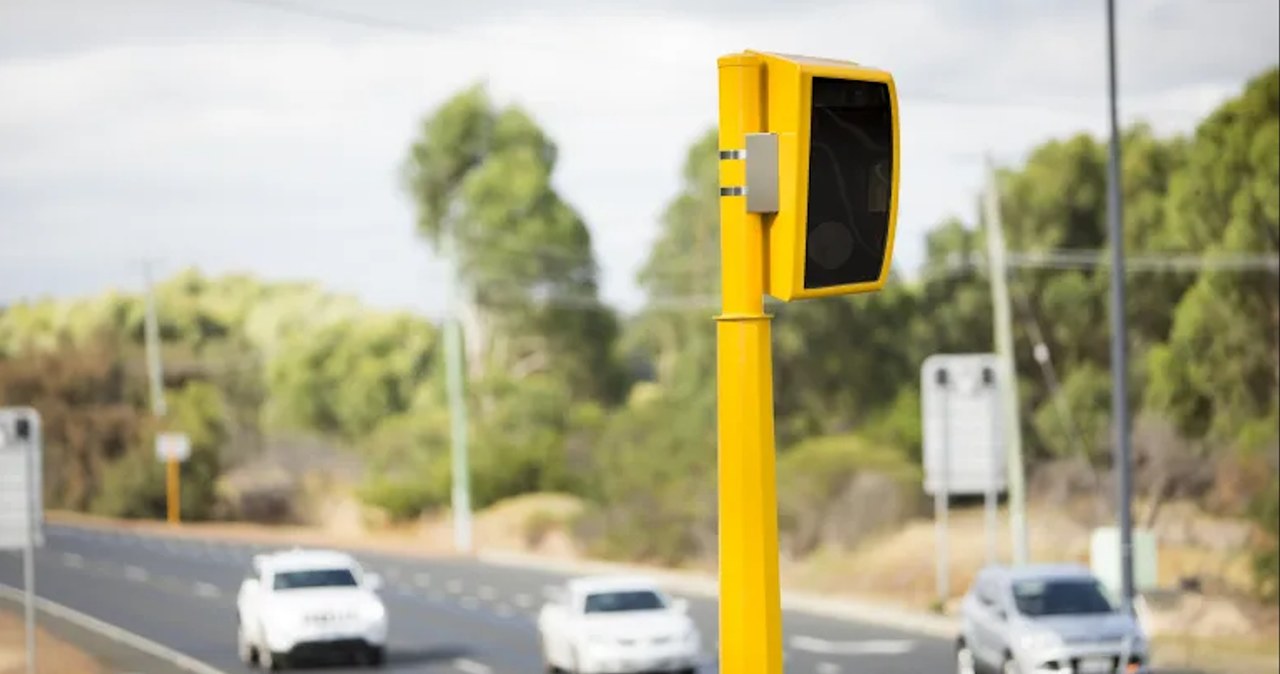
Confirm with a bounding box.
[265,607,303,634]
[1018,630,1062,652]
[360,600,386,623]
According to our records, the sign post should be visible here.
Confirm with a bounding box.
[155,432,190,524]
[922,354,1006,602]
[1,407,43,674]
[715,51,898,674]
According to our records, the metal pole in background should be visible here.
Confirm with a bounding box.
[443,234,473,554]
[21,415,37,674]
[143,263,178,524]
[983,365,999,565]
[1105,0,1136,615]
[983,158,1030,565]
[142,262,166,419]
[934,368,950,604]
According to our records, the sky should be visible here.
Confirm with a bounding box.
[1,0,1277,318]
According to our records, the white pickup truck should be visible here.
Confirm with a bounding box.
[537,575,701,674]
[236,548,388,670]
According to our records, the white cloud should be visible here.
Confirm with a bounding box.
[1,0,1276,316]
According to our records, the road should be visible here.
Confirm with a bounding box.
[0,523,955,674]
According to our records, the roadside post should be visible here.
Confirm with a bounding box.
[715,51,898,674]
[155,432,191,524]
[921,354,1007,604]
[1,406,44,674]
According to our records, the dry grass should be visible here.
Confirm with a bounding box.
[418,492,586,558]
[0,609,101,674]
[1151,634,1280,674]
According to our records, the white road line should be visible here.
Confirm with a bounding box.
[62,553,84,568]
[477,585,497,601]
[193,582,221,599]
[414,573,432,587]
[445,580,464,594]
[789,636,914,656]
[0,584,229,674]
[459,596,480,610]
[514,593,534,608]
[124,566,149,582]
[495,603,514,618]
[817,662,842,674]
[452,658,491,674]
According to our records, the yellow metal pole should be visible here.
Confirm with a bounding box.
[166,457,180,524]
[716,53,782,674]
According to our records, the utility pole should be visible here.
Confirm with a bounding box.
[143,262,166,419]
[1105,0,1136,615]
[142,262,178,524]
[442,235,473,554]
[982,158,1030,565]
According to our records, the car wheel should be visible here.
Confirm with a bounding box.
[236,624,255,665]
[955,642,977,674]
[366,646,385,668]
[259,646,283,671]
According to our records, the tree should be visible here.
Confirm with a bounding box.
[267,313,437,440]
[1145,67,1279,448]
[402,85,621,401]
[0,334,147,511]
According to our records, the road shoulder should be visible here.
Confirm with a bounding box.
[0,585,227,674]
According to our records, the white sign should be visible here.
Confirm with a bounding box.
[0,407,43,550]
[1090,527,1158,601]
[921,353,1006,496]
[155,432,191,462]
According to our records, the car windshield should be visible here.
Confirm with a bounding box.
[583,590,666,613]
[272,568,359,591]
[1012,578,1115,617]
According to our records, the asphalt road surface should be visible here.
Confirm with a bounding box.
[0,523,955,674]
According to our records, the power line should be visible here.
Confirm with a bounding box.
[925,249,1279,277]
[210,0,433,33]
[1005,249,1279,273]
[207,0,583,59]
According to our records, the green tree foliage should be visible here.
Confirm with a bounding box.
[1146,67,1279,447]
[93,381,227,520]
[777,434,919,556]
[402,84,622,403]
[1250,477,1280,602]
[268,313,437,440]
[0,334,147,511]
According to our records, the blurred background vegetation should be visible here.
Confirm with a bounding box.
[1,66,1275,606]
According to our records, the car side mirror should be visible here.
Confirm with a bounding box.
[364,573,383,592]
[672,598,690,614]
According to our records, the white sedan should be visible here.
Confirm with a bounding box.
[236,548,388,670]
[537,575,702,674]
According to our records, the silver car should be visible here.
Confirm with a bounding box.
[956,564,1149,674]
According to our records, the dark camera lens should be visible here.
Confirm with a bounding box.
[15,418,31,440]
